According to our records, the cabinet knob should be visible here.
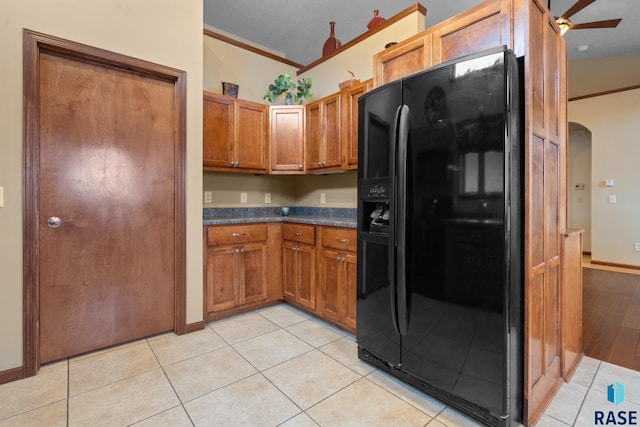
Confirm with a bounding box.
[321,161,326,167]
[231,232,246,237]
[295,232,302,236]
[318,162,323,166]
[336,238,349,243]
[298,164,303,169]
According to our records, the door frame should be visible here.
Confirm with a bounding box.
[22,29,187,376]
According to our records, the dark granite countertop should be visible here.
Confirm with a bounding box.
[203,207,357,228]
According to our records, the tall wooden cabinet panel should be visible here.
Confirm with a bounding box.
[341,79,371,170]
[521,0,567,424]
[270,105,305,174]
[203,92,268,173]
[305,93,341,173]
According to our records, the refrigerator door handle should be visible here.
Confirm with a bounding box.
[388,105,401,335]
[396,105,410,336]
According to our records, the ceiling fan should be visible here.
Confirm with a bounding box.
[549,0,622,35]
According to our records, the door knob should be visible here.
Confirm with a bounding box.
[47,216,72,229]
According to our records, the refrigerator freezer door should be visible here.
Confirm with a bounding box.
[400,50,510,420]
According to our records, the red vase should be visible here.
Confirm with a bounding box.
[322,21,342,57]
[367,10,385,30]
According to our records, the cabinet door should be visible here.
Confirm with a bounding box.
[430,0,504,64]
[238,242,268,305]
[306,94,341,173]
[270,106,305,174]
[320,249,343,324]
[203,92,234,168]
[205,246,238,314]
[305,100,322,171]
[297,245,316,310]
[282,242,298,302]
[373,34,432,88]
[341,80,371,170]
[282,242,316,310]
[343,253,357,330]
[321,93,342,170]
[235,100,268,172]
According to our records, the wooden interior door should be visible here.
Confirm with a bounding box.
[24,31,186,367]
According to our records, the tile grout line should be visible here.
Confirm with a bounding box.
[145,337,196,426]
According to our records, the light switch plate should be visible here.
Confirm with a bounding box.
[204,191,212,204]
[608,195,617,204]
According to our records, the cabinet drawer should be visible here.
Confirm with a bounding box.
[321,227,356,252]
[282,223,315,245]
[207,224,268,246]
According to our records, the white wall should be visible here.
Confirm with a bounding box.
[569,89,640,266]
[0,0,203,372]
[569,55,640,99]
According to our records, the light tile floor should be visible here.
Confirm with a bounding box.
[0,303,638,426]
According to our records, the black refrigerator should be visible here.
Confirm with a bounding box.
[356,46,523,426]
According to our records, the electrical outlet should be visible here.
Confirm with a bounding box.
[608,195,617,204]
[265,193,271,203]
[635,243,640,252]
[240,192,247,204]
[204,191,212,204]
[320,192,326,204]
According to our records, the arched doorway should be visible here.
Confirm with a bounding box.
[567,121,592,253]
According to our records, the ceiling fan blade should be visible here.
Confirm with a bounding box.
[569,19,622,30]
[560,0,596,20]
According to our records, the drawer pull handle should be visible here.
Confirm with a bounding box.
[337,238,349,243]
[232,232,246,237]
[295,232,302,236]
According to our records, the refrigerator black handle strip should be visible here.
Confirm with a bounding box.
[396,105,410,336]
[388,105,401,336]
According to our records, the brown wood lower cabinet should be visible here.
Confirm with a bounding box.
[282,223,316,310]
[317,227,357,332]
[204,223,282,321]
[203,222,357,331]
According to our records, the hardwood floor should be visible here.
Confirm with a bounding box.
[582,263,640,371]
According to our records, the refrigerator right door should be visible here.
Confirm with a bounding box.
[399,48,521,425]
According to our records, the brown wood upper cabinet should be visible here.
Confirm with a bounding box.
[305,93,342,173]
[203,92,269,174]
[305,79,372,173]
[341,79,372,170]
[270,105,305,174]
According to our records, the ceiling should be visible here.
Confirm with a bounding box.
[203,0,640,67]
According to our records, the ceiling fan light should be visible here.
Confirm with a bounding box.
[556,17,572,35]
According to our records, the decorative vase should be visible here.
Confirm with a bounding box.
[322,21,342,57]
[284,93,293,105]
[367,10,385,30]
[222,82,239,98]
